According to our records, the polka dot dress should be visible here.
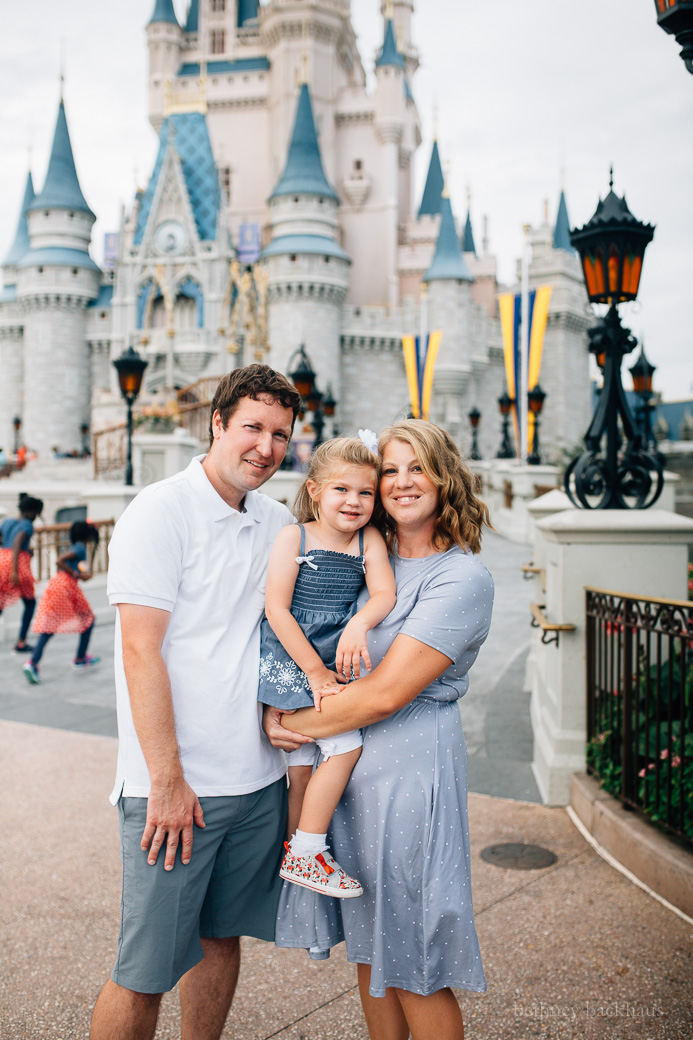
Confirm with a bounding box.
[275,546,494,998]
[33,567,93,636]
[0,550,34,607]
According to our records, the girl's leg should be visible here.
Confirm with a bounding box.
[395,987,464,1040]
[17,597,36,646]
[298,747,361,834]
[31,633,53,666]
[76,624,93,662]
[287,765,312,838]
[357,965,409,1040]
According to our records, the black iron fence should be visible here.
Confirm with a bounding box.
[585,587,692,845]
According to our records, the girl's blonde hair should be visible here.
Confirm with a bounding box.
[293,437,380,524]
[374,419,491,555]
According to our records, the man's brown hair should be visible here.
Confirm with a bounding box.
[208,364,302,444]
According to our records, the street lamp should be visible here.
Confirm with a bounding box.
[496,392,515,459]
[565,170,662,509]
[12,416,22,454]
[288,345,336,450]
[113,345,148,486]
[468,407,481,461]
[629,344,659,456]
[526,383,546,466]
[653,0,693,74]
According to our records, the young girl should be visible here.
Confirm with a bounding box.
[0,494,43,653]
[259,437,396,898]
[23,521,101,684]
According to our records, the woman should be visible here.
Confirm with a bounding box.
[264,420,494,1040]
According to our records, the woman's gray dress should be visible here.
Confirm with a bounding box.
[275,545,494,998]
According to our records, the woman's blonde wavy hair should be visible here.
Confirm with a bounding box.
[374,420,491,555]
[293,437,381,524]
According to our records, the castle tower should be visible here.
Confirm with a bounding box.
[17,98,101,457]
[0,173,34,454]
[374,9,406,308]
[422,191,475,442]
[147,0,183,133]
[262,81,350,401]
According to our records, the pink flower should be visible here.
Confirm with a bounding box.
[660,749,669,760]
[638,768,646,778]
[648,763,656,771]
[672,756,681,768]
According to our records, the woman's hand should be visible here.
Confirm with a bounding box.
[335,618,371,679]
[262,704,315,752]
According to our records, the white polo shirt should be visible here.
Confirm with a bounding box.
[107,455,293,804]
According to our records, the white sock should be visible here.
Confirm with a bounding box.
[290,829,328,858]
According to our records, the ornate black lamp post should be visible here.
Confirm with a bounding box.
[468,407,481,460]
[288,345,336,450]
[12,416,22,454]
[654,0,693,74]
[629,344,659,456]
[496,392,515,459]
[526,383,547,465]
[565,172,663,509]
[113,346,148,486]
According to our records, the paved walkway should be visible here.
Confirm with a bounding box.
[2,531,691,1038]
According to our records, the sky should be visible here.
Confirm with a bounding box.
[1,0,691,400]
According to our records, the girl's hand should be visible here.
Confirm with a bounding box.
[313,681,343,713]
[307,669,346,712]
[335,619,371,680]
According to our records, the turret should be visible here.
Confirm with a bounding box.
[147,0,183,132]
[2,172,34,286]
[423,194,473,285]
[553,188,576,253]
[462,193,477,257]
[374,6,406,307]
[237,0,259,28]
[417,139,444,219]
[263,82,349,400]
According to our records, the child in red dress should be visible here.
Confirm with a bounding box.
[23,521,100,684]
[0,494,43,653]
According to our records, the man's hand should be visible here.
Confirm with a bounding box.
[262,704,315,752]
[141,776,205,870]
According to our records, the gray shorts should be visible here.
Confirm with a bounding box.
[112,778,287,994]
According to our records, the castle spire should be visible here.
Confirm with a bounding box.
[27,100,94,218]
[423,194,473,283]
[375,9,405,69]
[417,139,444,219]
[2,171,35,269]
[269,83,338,202]
[185,0,198,32]
[553,188,575,253]
[148,0,180,27]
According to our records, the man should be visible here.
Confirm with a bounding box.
[91,365,308,1040]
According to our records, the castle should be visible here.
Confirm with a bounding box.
[0,0,592,466]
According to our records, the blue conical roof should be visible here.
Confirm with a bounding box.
[423,195,473,283]
[553,189,575,253]
[417,140,444,218]
[269,84,338,203]
[27,101,94,218]
[237,0,258,26]
[148,0,180,26]
[375,18,405,69]
[3,172,35,268]
[462,210,477,255]
[185,0,198,31]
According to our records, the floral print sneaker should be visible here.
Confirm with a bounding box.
[279,843,363,898]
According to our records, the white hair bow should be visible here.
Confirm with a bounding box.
[358,429,379,456]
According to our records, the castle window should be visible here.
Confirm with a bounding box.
[69,211,74,219]
[38,267,44,274]
[220,166,232,202]
[354,159,362,172]
[210,0,225,10]
[290,255,297,263]
[210,29,225,53]
[72,268,78,276]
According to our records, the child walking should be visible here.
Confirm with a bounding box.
[0,494,44,653]
[23,521,101,684]
[259,436,396,898]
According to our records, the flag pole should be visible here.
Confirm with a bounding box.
[420,281,428,418]
[520,224,531,462]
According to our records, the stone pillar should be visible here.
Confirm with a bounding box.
[530,508,693,805]
[0,324,24,455]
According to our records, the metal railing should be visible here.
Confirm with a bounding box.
[32,520,115,582]
[585,586,692,845]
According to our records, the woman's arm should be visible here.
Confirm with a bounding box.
[267,633,452,743]
[264,525,339,693]
[335,527,396,679]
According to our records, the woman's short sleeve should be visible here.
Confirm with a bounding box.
[399,556,494,665]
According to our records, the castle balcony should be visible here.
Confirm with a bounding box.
[128,327,216,379]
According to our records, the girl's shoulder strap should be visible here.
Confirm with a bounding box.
[358,527,364,556]
[298,523,306,556]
